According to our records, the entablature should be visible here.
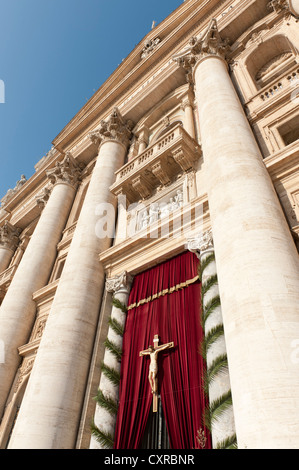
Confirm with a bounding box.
[99,195,209,279]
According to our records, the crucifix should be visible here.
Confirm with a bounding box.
[139,334,174,412]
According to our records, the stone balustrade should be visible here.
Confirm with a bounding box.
[110,123,201,203]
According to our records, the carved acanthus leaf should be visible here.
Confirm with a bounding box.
[173,19,230,79]
[187,228,214,258]
[46,152,82,189]
[106,271,134,294]
[98,108,134,148]
[0,221,21,251]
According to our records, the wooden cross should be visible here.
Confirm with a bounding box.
[139,334,174,412]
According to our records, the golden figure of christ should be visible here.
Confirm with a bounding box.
[139,334,174,412]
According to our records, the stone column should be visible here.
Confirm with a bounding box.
[0,221,21,273]
[90,271,133,449]
[181,96,196,139]
[188,229,235,449]
[8,108,133,449]
[0,154,81,420]
[176,19,299,448]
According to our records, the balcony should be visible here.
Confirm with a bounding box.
[110,123,201,204]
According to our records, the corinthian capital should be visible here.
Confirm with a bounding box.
[46,152,82,189]
[99,108,134,148]
[106,271,134,294]
[0,221,21,251]
[187,228,214,258]
[173,19,230,81]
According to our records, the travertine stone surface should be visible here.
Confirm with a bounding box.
[90,271,133,449]
[0,178,78,419]
[8,110,132,449]
[194,50,299,448]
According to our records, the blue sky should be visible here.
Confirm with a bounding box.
[0,0,183,201]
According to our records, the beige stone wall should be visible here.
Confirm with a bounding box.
[0,0,298,449]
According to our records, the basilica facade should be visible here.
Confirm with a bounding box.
[0,0,299,449]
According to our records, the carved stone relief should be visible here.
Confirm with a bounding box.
[0,221,21,252]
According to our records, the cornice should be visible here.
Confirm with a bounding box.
[264,141,299,181]
[51,0,233,152]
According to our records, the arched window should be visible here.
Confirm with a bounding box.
[246,35,297,89]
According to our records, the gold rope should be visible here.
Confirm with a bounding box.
[127,275,199,310]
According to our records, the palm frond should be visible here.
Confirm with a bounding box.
[198,253,215,280]
[94,389,118,416]
[91,421,114,449]
[201,274,218,296]
[112,297,127,314]
[215,433,238,449]
[101,362,120,387]
[109,316,124,337]
[104,338,122,362]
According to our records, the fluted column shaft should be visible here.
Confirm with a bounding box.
[90,271,133,449]
[8,109,133,449]
[185,20,299,448]
[0,155,80,420]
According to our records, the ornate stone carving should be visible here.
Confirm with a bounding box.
[91,108,134,149]
[0,175,27,208]
[135,189,184,232]
[267,0,289,12]
[35,186,52,209]
[151,160,171,186]
[173,19,230,81]
[141,37,161,59]
[106,271,134,294]
[15,358,35,393]
[46,152,82,189]
[187,228,214,258]
[132,175,152,200]
[172,148,194,172]
[0,221,21,251]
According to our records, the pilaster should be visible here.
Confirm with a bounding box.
[90,271,133,449]
[187,229,236,449]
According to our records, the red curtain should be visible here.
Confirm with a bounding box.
[114,251,211,449]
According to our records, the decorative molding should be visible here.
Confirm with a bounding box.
[105,271,134,294]
[46,152,83,189]
[151,160,171,186]
[0,221,21,252]
[132,175,152,200]
[172,148,194,173]
[141,37,161,59]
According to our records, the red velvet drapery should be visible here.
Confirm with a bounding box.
[114,252,211,449]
